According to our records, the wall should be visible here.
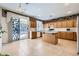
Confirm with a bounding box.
[0,8,2,50]
[77,16,79,53]
[0,9,8,44]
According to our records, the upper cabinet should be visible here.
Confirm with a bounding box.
[43,16,77,28]
[66,18,74,28]
[30,17,36,28]
[56,21,61,28]
[61,20,67,28]
[73,17,77,27]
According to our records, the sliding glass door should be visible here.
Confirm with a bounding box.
[8,17,20,41]
[8,17,29,42]
[20,18,29,39]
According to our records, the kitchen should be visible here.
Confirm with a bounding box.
[0,3,78,56]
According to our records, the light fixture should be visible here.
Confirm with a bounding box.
[16,3,24,12]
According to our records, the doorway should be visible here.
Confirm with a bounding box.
[8,17,29,42]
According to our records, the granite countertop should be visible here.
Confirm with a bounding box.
[43,30,58,33]
[30,28,76,33]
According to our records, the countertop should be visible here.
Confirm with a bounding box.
[30,28,77,33]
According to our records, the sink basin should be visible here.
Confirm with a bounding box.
[66,28,70,31]
[49,29,54,31]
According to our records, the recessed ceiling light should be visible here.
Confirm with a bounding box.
[67,11,72,14]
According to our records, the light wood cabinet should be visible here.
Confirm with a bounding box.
[73,19,76,27]
[66,19,74,28]
[61,20,67,28]
[43,16,77,41]
[60,32,66,39]
[53,22,57,28]
[56,21,61,28]
[42,33,58,44]
[30,17,36,28]
[73,32,77,41]
[66,32,74,40]
[43,17,77,28]
[57,32,61,38]
[31,32,37,39]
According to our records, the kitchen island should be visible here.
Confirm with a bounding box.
[42,31,58,45]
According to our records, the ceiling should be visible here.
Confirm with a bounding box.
[0,3,79,21]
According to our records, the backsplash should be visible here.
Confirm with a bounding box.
[44,28,76,32]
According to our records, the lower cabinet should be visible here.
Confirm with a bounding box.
[73,32,77,41]
[66,32,74,40]
[30,32,37,39]
[60,32,67,39]
[57,32,77,41]
[57,32,61,38]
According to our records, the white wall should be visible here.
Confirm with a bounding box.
[77,16,79,53]
[0,8,2,51]
[0,9,8,44]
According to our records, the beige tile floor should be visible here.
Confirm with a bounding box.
[1,38,77,56]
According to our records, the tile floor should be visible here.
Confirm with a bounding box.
[1,38,77,56]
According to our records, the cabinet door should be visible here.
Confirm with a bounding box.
[53,22,57,28]
[66,32,74,40]
[61,32,66,39]
[30,19,36,28]
[61,20,67,28]
[44,24,48,28]
[32,32,37,39]
[73,32,77,41]
[73,19,76,27]
[56,21,61,28]
[57,32,61,38]
[66,20,74,28]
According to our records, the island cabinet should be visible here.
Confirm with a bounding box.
[57,32,61,38]
[42,32,58,45]
[60,32,67,39]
